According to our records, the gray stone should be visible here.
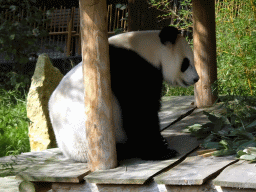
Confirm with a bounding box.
[27,54,63,151]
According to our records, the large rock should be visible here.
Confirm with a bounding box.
[27,54,63,151]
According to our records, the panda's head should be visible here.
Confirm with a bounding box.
[108,26,199,87]
[158,26,199,87]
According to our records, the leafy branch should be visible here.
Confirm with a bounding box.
[148,0,193,30]
[184,98,256,162]
[0,0,52,64]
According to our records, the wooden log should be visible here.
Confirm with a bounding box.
[193,0,218,108]
[79,0,117,171]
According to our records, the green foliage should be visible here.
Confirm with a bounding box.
[116,3,127,10]
[114,3,128,34]
[149,0,192,30]
[216,0,256,96]
[162,82,194,96]
[0,88,30,157]
[237,147,256,163]
[151,0,256,97]
[0,0,52,64]
[0,72,31,94]
[184,97,256,161]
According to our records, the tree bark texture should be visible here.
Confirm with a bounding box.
[193,0,218,108]
[79,0,117,171]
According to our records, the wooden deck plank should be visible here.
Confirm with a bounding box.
[0,148,90,183]
[154,155,237,185]
[159,96,195,130]
[161,107,210,136]
[84,133,199,184]
[155,103,240,186]
[0,148,64,177]
[16,161,89,183]
[84,155,192,185]
[213,160,256,189]
[161,106,214,156]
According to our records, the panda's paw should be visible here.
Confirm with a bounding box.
[140,137,179,160]
[141,147,179,160]
[159,148,179,160]
[116,143,133,161]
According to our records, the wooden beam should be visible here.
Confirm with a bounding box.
[193,0,218,108]
[48,31,76,35]
[79,0,117,171]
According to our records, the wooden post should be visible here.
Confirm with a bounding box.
[193,0,218,108]
[79,0,117,171]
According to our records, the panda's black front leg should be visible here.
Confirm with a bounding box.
[122,109,178,160]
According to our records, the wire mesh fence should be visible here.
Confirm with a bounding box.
[0,5,128,63]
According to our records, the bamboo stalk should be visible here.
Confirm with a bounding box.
[114,5,118,30]
[59,7,64,52]
[66,8,74,56]
[121,9,124,28]
[109,4,113,32]
[117,8,120,29]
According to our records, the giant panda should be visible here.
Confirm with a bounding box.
[48,26,199,162]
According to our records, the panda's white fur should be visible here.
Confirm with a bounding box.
[48,27,199,162]
[48,64,125,162]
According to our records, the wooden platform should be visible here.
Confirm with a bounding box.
[1,96,256,192]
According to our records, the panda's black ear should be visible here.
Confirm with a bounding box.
[159,26,179,45]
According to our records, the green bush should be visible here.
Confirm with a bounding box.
[216,0,256,96]
[0,88,30,157]
[0,0,53,65]
[185,96,256,161]
[0,72,31,94]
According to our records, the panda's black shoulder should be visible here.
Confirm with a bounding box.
[108,44,161,77]
[109,43,163,107]
[159,26,180,45]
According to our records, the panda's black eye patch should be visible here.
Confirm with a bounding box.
[181,58,190,72]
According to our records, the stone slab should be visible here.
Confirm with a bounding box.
[27,53,63,151]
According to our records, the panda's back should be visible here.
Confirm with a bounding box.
[109,44,163,111]
[48,63,88,161]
